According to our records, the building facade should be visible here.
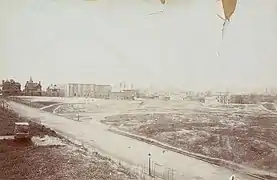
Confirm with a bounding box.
[65,83,95,97]
[64,83,113,98]
[110,90,136,100]
[229,94,277,104]
[1,79,21,96]
[94,85,112,99]
[24,77,42,96]
[46,84,61,97]
[214,92,230,104]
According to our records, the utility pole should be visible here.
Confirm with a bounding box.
[148,153,152,176]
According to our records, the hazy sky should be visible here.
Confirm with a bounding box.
[1,0,277,91]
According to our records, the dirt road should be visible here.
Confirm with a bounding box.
[9,101,256,180]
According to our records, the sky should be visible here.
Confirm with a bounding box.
[1,0,277,92]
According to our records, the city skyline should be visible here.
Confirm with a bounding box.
[2,76,277,95]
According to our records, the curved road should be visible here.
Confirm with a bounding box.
[9,101,255,180]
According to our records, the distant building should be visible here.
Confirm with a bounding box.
[205,91,212,97]
[229,94,252,104]
[64,83,112,98]
[65,83,95,97]
[229,94,277,104]
[259,94,277,103]
[23,77,42,96]
[185,91,195,97]
[1,79,21,96]
[46,84,61,97]
[110,90,136,100]
[94,84,112,99]
[215,92,230,104]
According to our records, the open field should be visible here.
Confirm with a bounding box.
[101,103,277,174]
[0,102,137,180]
[104,109,277,173]
[14,96,277,178]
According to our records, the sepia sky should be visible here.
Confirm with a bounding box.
[1,0,277,92]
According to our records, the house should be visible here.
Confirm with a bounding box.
[46,84,60,97]
[24,77,42,96]
[1,79,21,96]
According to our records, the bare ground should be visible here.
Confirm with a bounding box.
[103,107,277,174]
[0,105,137,180]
